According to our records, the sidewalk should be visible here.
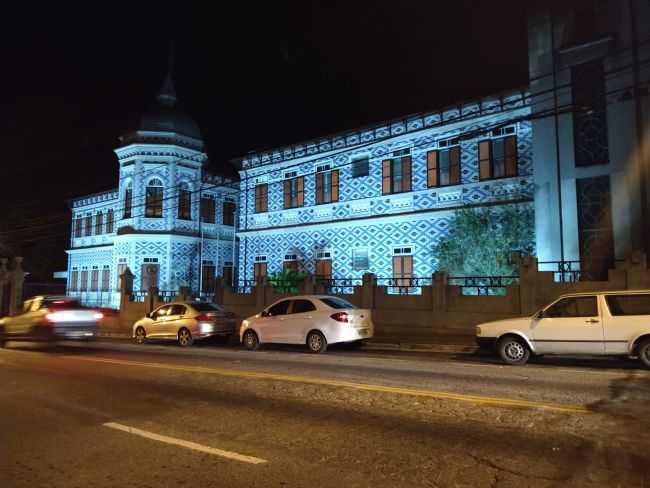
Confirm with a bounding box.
[97,329,478,354]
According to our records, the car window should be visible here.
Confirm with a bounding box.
[267,300,290,316]
[43,299,83,310]
[30,300,42,312]
[545,297,598,318]
[153,305,171,319]
[170,305,186,316]
[605,294,650,316]
[191,303,224,312]
[22,300,32,313]
[320,297,357,309]
[290,299,316,314]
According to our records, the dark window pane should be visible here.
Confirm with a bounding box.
[291,299,316,314]
[605,294,650,316]
[320,297,357,309]
[352,157,369,178]
[545,297,598,317]
[267,300,290,316]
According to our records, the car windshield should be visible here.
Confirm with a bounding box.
[320,297,357,309]
[191,303,224,312]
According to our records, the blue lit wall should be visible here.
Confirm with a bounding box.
[237,92,533,282]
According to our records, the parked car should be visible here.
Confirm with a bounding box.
[132,301,236,346]
[240,295,374,353]
[0,296,102,346]
[476,290,650,367]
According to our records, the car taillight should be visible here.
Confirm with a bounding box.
[196,314,215,322]
[93,312,104,320]
[330,312,350,323]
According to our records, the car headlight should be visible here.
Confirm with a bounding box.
[199,322,214,333]
[476,326,482,336]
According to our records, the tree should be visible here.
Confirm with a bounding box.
[433,204,535,278]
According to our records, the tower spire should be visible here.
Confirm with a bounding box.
[157,42,177,106]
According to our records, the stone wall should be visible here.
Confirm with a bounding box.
[112,254,650,340]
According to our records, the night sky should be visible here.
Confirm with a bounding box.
[1,1,532,279]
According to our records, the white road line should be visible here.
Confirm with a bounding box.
[103,422,267,465]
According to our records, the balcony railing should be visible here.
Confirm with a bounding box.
[447,276,518,296]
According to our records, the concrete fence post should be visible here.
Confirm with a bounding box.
[361,273,376,310]
[515,254,538,316]
[301,274,315,295]
[432,271,447,331]
[119,267,134,312]
[147,286,159,315]
[214,277,225,304]
[255,275,266,310]
[624,251,650,289]
[9,257,25,316]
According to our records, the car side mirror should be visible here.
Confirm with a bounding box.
[261,310,269,317]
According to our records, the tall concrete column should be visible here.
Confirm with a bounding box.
[9,257,25,316]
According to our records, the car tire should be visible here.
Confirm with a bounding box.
[306,331,327,354]
[134,327,146,344]
[637,338,650,369]
[178,328,194,347]
[498,335,530,365]
[243,330,260,351]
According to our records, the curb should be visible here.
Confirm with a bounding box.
[362,342,478,354]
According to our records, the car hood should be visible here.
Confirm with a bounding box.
[477,316,534,335]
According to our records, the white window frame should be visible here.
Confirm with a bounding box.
[393,246,414,256]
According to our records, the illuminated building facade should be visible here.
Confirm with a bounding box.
[235,91,533,287]
[66,73,237,307]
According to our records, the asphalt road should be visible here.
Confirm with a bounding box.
[1,340,649,487]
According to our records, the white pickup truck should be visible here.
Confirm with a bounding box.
[476,290,650,367]
[0,296,102,346]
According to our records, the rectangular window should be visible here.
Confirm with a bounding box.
[351,157,369,178]
[254,255,267,281]
[479,136,517,180]
[117,259,127,288]
[95,212,103,235]
[427,147,460,187]
[74,218,82,238]
[382,154,411,194]
[283,176,305,209]
[255,184,268,213]
[90,268,99,291]
[106,209,114,233]
[101,266,110,292]
[315,169,339,204]
[283,254,298,272]
[80,269,88,291]
[572,60,609,167]
[352,248,369,271]
[84,214,93,236]
[145,187,163,218]
[605,294,650,316]
[70,269,79,291]
[200,197,215,223]
[223,201,236,226]
[178,189,192,220]
[201,262,216,293]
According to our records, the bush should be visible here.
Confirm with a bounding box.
[267,269,308,294]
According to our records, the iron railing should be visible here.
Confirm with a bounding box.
[316,277,363,295]
[234,280,257,294]
[376,277,433,295]
[537,260,621,283]
[447,276,519,296]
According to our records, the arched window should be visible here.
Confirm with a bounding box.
[145,178,164,218]
[123,181,133,219]
[178,182,192,220]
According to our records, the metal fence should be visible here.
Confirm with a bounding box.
[376,277,433,295]
[537,259,622,283]
[316,278,363,295]
[447,276,519,296]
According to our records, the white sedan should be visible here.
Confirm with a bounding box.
[240,295,374,353]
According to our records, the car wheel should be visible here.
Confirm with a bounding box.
[498,336,530,365]
[178,328,194,347]
[307,331,327,354]
[134,327,146,344]
[637,338,650,368]
[243,330,260,351]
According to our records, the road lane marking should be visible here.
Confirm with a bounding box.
[67,356,590,414]
[103,422,267,464]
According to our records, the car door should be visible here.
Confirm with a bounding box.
[531,295,604,354]
[147,305,172,338]
[283,299,317,344]
[259,300,291,343]
[602,293,650,354]
[164,304,187,338]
